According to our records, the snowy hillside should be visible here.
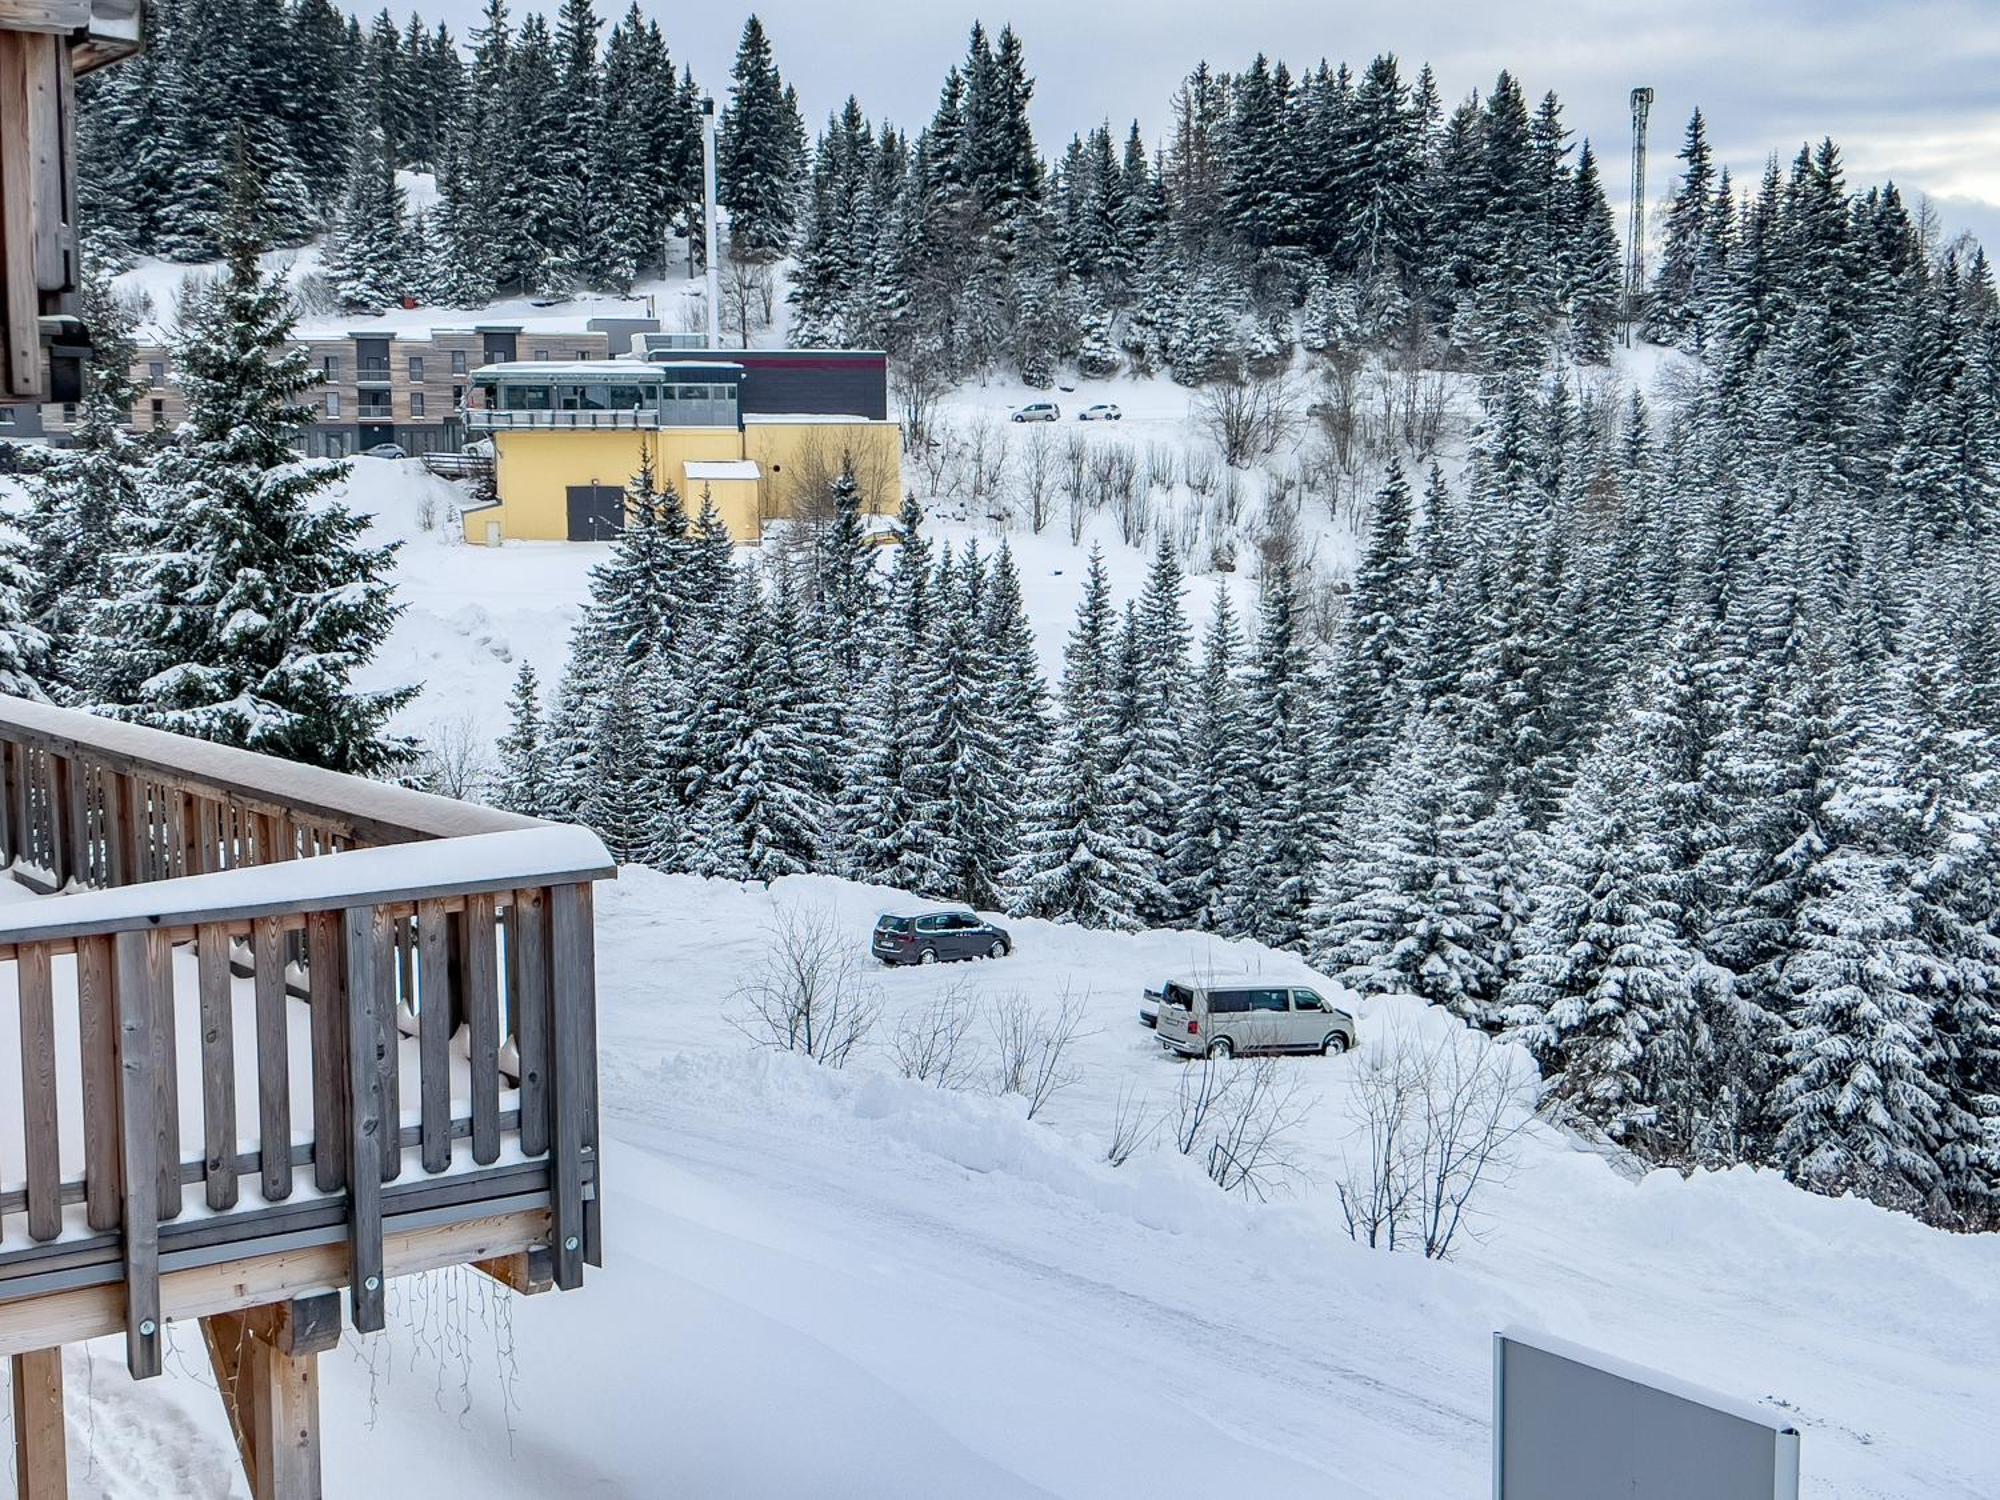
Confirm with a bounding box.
[52,871,2000,1498]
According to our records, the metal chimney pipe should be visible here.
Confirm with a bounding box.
[701,97,721,349]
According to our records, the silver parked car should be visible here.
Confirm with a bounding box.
[1010,401,1060,422]
[1077,402,1122,421]
[1155,978,1356,1059]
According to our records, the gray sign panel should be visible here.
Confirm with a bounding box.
[1494,1328,1801,1500]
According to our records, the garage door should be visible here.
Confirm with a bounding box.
[566,485,625,541]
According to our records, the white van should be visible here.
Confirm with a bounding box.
[1155,978,1356,1060]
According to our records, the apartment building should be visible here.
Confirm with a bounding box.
[44,316,662,456]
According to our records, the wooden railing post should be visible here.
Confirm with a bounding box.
[547,882,598,1289]
[342,904,389,1333]
[112,928,162,1379]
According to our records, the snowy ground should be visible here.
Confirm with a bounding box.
[29,870,1999,1498]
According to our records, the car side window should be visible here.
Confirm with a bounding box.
[1209,990,1251,1014]
[916,916,944,933]
[1248,988,1290,1012]
[1294,990,1326,1012]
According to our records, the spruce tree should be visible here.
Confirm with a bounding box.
[78,155,413,775]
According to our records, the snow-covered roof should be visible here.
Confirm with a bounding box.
[684,460,761,481]
[472,360,746,380]
[741,413,897,425]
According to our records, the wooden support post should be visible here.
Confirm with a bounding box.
[342,905,387,1333]
[548,883,591,1290]
[10,1347,67,1500]
[111,928,162,1379]
[203,1291,336,1500]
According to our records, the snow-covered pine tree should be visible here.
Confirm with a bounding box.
[904,545,1011,907]
[718,15,805,260]
[1009,548,1150,928]
[78,154,414,775]
[16,265,144,686]
[494,661,552,818]
[322,123,410,313]
[1501,737,1699,1148]
[1164,584,1254,930]
[1225,564,1332,949]
[1308,711,1498,1019]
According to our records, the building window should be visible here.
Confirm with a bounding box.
[322,355,339,380]
[147,361,164,387]
[452,385,464,408]
[571,350,587,361]
[451,350,467,375]
[408,355,425,383]
[150,399,165,427]
[410,392,427,417]
[0,406,14,426]
[61,403,77,424]
[535,349,550,361]
[325,391,342,418]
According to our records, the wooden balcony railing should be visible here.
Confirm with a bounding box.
[0,697,613,1382]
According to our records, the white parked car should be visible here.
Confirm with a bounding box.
[1011,401,1060,423]
[1078,403,1122,421]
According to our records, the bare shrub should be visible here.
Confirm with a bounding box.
[732,901,880,1067]
[988,987,1089,1120]
[892,342,952,449]
[964,416,1012,522]
[1105,1082,1157,1167]
[1195,369,1306,468]
[891,981,981,1089]
[1334,1022,1534,1258]
[1204,1058,1313,1201]
[1146,442,1179,491]
[1171,1053,1312,1201]
[1019,424,1057,533]
[410,714,491,801]
[1313,348,1367,473]
[1183,449,1218,498]
[720,252,775,347]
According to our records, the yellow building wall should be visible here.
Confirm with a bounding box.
[466,419,904,545]
[744,421,903,522]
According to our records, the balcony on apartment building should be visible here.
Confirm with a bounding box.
[464,360,743,433]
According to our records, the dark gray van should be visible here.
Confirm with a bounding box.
[1155,978,1356,1059]
[872,911,1013,965]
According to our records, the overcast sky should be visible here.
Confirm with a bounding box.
[406,0,2000,249]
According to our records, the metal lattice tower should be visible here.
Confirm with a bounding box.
[1623,86,1655,346]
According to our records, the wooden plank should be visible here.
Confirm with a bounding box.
[252,916,292,1203]
[76,934,120,1231]
[548,883,590,1289]
[7,742,29,870]
[474,1243,554,1296]
[196,922,238,1212]
[575,882,602,1267]
[416,898,451,1173]
[106,770,138,888]
[511,888,550,1158]
[21,29,65,296]
[17,943,60,1240]
[10,1346,67,1500]
[112,929,162,1379]
[245,1289,343,1358]
[0,1,92,33]
[202,1311,259,1495]
[0,1208,551,1360]
[342,905,387,1333]
[0,32,43,398]
[47,751,70,886]
[376,911,400,1186]
[464,892,500,1166]
[305,913,346,1194]
[148,924,180,1221]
